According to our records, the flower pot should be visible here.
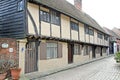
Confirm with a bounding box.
[0,72,7,80]
[10,68,21,80]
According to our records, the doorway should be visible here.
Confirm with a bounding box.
[100,47,103,56]
[92,46,96,58]
[25,41,38,73]
[68,43,74,64]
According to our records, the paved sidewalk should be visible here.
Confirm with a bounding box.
[34,56,120,80]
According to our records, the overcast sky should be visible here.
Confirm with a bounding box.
[66,0,120,29]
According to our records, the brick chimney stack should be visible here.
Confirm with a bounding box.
[74,0,82,10]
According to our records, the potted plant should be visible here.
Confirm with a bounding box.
[0,54,12,80]
[0,60,8,80]
[114,52,120,63]
[10,53,21,80]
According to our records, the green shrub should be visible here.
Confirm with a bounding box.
[114,52,120,62]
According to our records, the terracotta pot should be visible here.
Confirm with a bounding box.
[0,72,7,80]
[10,68,21,80]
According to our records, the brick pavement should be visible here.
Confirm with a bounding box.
[34,57,120,80]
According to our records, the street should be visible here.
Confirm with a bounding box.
[35,56,120,80]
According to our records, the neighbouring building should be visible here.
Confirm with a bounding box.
[103,27,120,54]
[112,28,120,52]
[0,0,109,74]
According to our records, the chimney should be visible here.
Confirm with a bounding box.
[74,0,82,10]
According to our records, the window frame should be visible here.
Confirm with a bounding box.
[84,45,89,56]
[70,21,79,31]
[17,0,24,11]
[74,44,81,55]
[51,10,60,26]
[102,48,107,53]
[104,35,108,41]
[97,32,103,39]
[46,42,58,59]
[40,10,50,23]
[89,29,94,36]
[85,25,89,34]
[96,47,101,54]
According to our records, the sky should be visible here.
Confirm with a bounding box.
[66,0,120,30]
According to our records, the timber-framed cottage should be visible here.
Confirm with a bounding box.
[0,0,109,74]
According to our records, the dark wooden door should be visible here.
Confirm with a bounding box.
[25,41,38,73]
[92,46,96,58]
[100,47,103,56]
[68,43,74,64]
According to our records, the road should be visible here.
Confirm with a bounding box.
[36,56,120,80]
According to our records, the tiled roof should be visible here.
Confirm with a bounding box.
[112,27,120,37]
[103,27,120,39]
[31,0,106,33]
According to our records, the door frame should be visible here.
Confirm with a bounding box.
[25,40,39,73]
[100,47,103,56]
[92,46,96,58]
[68,43,74,64]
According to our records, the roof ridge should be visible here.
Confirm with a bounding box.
[32,0,107,34]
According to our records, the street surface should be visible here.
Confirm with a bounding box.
[36,56,120,80]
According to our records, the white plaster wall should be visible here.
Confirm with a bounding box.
[41,21,50,36]
[28,3,39,34]
[18,39,27,74]
[85,35,89,43]
[61,14,70,39]
[79,23,85,42]
[51,24,60,38]
[71,30,78,40]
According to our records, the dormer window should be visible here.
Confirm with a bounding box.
[18,0,24,11]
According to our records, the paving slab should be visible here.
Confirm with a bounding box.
[35,56,120,80]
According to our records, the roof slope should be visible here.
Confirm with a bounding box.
[103,27,120,39]
[112,27,120,36]
[32,0,106,33]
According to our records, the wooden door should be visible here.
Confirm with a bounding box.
[92,46,96,58]
[68,43,74,64]
[100,47,103,56]
[25,41,38,73]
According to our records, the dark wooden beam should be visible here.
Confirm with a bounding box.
[27,9,39,36]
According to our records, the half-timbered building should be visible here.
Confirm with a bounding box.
[0,0,109,74]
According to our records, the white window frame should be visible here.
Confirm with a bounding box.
[46,42,58,59]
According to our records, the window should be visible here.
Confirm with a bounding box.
[89,29,94,36]
[104,35,108,41]
[51,10,60,25]
[40,10,50,22]
[74,44,81,55]
[96,47,101,54]
[84,45,89,55]
[71,21,79,31]
[98,33,103,39]
[47,43,58,59]
[85,25,89,34]
[18,0,24,11]
[102,48,107,53]
[89,46,92,52]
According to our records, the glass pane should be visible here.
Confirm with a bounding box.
[47,48,50,59]
[18,0,24,11]
[47,43,58,59]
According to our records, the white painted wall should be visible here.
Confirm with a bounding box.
[114,42,117,54]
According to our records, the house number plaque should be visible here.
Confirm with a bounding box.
[1,43,9,48]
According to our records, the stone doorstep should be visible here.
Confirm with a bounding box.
[25,55,113,80]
